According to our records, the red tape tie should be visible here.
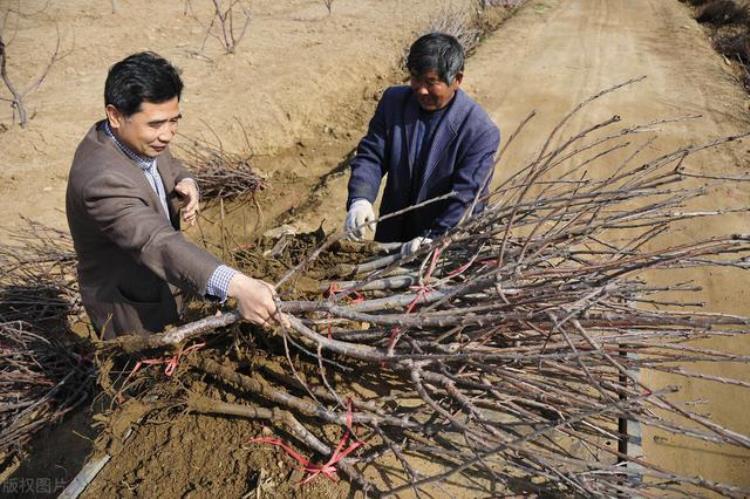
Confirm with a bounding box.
[386,248,442,353]
[129,342,206,378]
[324,281,340,298]
[324,283,365,338]
[325,282,365,304]
[248,399,363,484]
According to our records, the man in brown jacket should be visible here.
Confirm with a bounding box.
[66,52,283,338]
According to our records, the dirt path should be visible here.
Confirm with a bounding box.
[469,0,750,487]
[305,0,750,487]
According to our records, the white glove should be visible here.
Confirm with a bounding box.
[401,236,433,257]
[344,199,376,240]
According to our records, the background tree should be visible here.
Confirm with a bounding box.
[0,29,62,128]
[192,0,252,55]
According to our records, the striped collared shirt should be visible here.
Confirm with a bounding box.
[102,121,237,301]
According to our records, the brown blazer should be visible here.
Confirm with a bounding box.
[66,121,221,339]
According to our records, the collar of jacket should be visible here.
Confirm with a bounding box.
[91,120,177,223]
[404,88,470,136]
[101,120,156,172]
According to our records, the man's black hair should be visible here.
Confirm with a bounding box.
[407,32,465,85]
[104,52,183,117]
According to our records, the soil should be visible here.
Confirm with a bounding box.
[79,345,351,499]
[0,0,477,231]
[2,0,750,496]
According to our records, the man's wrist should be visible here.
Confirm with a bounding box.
[178,177,200,196]
[227,272,247,298]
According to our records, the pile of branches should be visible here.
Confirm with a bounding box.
[105,81,750,497]
[421,4,482,55]
[0,219,81,329]
[405,0,528,67]
[0,221,91,470]
[0,321,92,465]
[178,138,265,204]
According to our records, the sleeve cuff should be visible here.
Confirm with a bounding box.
[204,264,238,302]
[347,197,370,210]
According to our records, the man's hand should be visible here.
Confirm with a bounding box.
[227,273,289,328]
[401,236,433,257]
[344,199,376,240]
[175,178,200,226]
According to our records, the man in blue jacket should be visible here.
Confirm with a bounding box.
[345,32,500,255]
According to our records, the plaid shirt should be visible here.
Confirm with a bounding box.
[205,265,237,302]
[102,121,236,301]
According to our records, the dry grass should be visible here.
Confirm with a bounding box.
[715,29,750,63]
[696,0,749,25]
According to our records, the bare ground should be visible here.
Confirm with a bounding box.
[2,0,750,495]
[0,0,477,229]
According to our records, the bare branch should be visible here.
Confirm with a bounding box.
[0,25,64,127]
[194,0,252,55]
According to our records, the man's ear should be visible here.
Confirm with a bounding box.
[105,104,124,129]
[453,72,464,88]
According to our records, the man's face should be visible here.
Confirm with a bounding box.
[410,69,463,112]
[106,97,182,158]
